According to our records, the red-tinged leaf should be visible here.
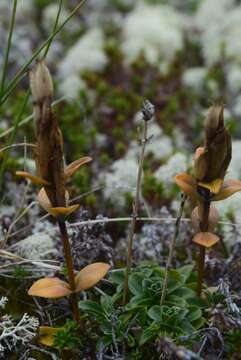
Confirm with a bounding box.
[213,179,241,201]
[65,157,92,179]
[175,173,199,201]
[16,171,49,186]
[75,263,110,292]
[28,277,71,298]
[192,232,219,248]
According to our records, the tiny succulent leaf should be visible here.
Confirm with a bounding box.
[75,263,110,292]
[28,277,71,298]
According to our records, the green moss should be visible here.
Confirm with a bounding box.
[73,167,91,193]
[143,173,164,199]
[115,141,126,156]
[85,194,97,207]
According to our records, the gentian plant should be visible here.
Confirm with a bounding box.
[16,60,110,324]
[175,105,241,295]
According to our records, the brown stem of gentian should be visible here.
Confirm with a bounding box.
[58,220,80,324]
[197,189,210,297]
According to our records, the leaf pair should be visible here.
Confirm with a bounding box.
[16,156,92,187]
[28,263,110,298]
[17,157,92,219]
[175,173,241,201]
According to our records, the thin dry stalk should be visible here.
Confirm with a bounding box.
[197,190,211,296]
[160,194,187,306]
[123,100,154,304]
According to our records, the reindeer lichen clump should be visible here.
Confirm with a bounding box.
[16,60,110,324]
[175,105,241,295]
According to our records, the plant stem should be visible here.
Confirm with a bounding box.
[0,0,63,196]
[160,194,186,306]
[196,193,210,296]
[123,121,148,304]
[0,0,18,96]
[58,220,80,324]
[0,0,87,106]
[0,91,30,194]
[43,0,62,58]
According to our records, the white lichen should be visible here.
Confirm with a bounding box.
[195,0,241,66]
[58,28,107,78]
[182,67,207,93]
[154,152,188,191]
[129,122,173,161]
[121,3,184,65]
[12,221,57,260]
[102,155,138,208]
[0,305,39,356]
[58,75,87,100]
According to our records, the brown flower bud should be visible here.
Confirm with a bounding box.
[194,105,232,187]
[29,59,54,102]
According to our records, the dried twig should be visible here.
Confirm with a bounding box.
[123,100,154,304]
[160,193,187,305]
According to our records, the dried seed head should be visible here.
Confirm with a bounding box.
[29,59,53,102]
[194,104,232,186]
[141,100,155,121]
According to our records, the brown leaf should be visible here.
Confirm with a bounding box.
[213,179,241,201]
[38,326,61,347]
[175,173,200,201]
[48,204,79,219]
[65,157,92,179]
[198,178,223,194]
[16,171,49,186]
[28,277,71,298]
[38,188,69,212]
[192,232,219,248]
[38,187,52,211]
[75,263,110,292]
[191,205,219,232]
[193,147,207,180]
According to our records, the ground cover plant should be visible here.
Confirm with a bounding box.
[1,0,241,359]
